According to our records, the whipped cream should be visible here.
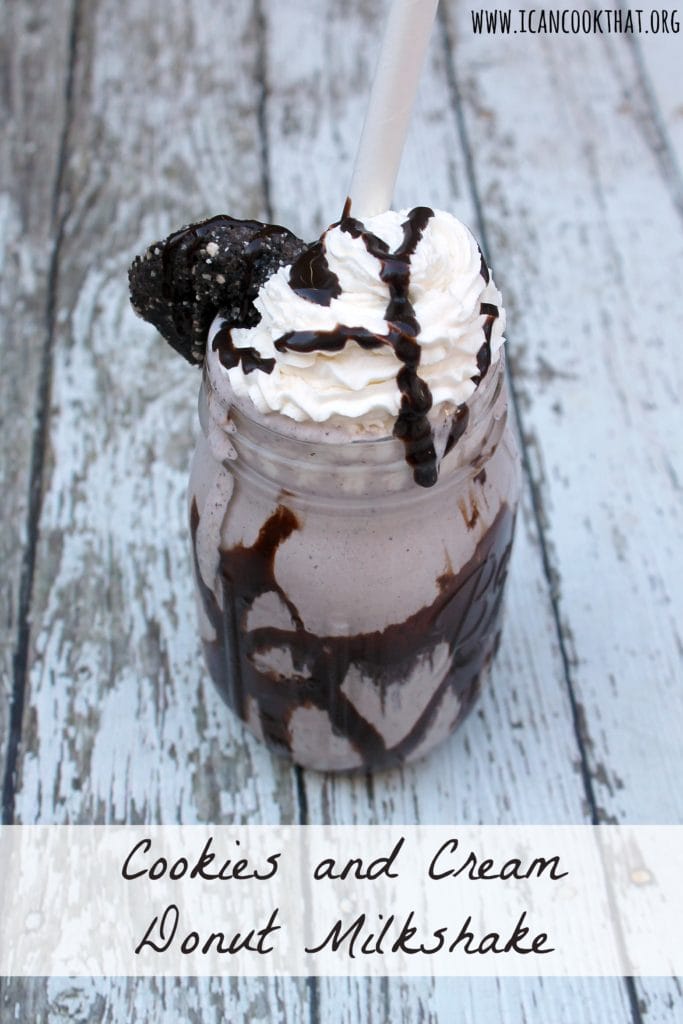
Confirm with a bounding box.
[208,208,505,431]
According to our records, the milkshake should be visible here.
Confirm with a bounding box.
[130,205,520,771]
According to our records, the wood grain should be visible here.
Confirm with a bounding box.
[441,1,683,1018]
[2,0,307,1018]
[0,0,73,816]
[11,0,296,826]
[1,0,681,1020]
[628,14,683,176]
[443,0,683,828]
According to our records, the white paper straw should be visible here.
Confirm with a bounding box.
[348,0,439,219]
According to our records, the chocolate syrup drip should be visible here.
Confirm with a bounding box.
[473,301,499,384]
[161,217,226,299]
[239,227,295,322]
[288,241,342,306]
[444,404,470,457]
[275,326,385,354]
[341,206,431,328]
[212,323,275,375]
[272,207,438,486]
[458,498,480,531]
[190,501,301,721]
[277,211,499,478]
[191,497,515,770]
[161,218,290,290]
[344,205,439,486]
[479,246,490,284]
[222,505,304,635]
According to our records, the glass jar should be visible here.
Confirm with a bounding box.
[189,350,520,772]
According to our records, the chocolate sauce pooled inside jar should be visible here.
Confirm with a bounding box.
[191,495,515,769]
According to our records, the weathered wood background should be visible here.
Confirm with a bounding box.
[1,0,682,1019]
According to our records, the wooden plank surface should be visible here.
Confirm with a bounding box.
[444,0,683,821]
[628,11,683,174]
[1,0,681,1021]
[9,0,299,826]
[0,0,72,817]
[1,0,307,1018]
[441,1,683,1019]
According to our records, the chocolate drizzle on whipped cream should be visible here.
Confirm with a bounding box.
[345,206,439,487]
[275,325,384,354]
[274,206,441,487]
[212,323,275,375]
[288,241,342,306]
[272,206,500,487]
[478,245,490,284]
[474,301,499,384]
[129,207,503,488]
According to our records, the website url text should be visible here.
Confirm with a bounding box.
[471,8,680,34]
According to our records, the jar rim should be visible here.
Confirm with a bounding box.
[205,340,506,454]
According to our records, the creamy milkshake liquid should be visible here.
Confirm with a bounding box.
[130,205,520,771]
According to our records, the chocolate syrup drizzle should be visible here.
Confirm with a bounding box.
[160,216,293,304]
[475,301,498,384]
[277,207,440,486]
[212,203,499,487]
[288,241,342,306]
[212,323,275,375]
[275,325,384,354]
[345,206,439,486]
[275,206,499,487]
[444,404,470,457]
[478,245,490,284]
[191,497,515,770]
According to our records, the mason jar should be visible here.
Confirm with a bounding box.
[189,336,520,772]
